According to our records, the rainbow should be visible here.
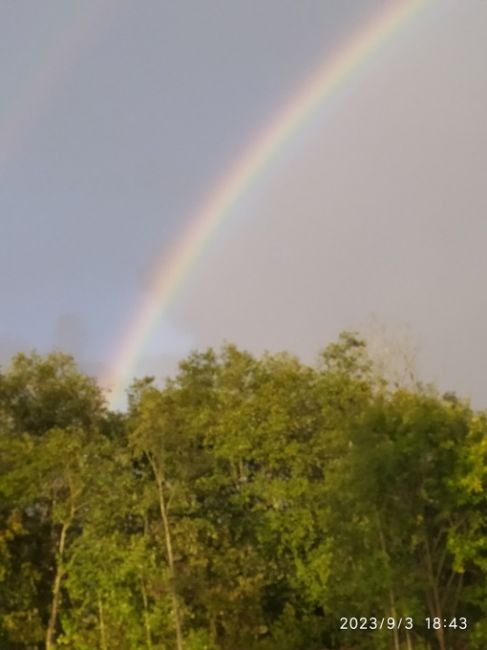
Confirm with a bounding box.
[104,0,433,409]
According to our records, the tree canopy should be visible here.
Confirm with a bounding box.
[0,335,485,649]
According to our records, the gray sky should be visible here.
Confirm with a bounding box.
[1,1,487,408]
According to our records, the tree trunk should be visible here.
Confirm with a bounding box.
[45,520,69,650]
[405,628,413,650]
[140,578,154,650]
[423,532,446,650]
[98,593,108,650]
[149,455,184,650]
[388,588,400,650]
[377,517,400,650]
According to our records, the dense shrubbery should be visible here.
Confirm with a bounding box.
[1,334,486,649]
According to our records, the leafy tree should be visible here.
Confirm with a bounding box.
[0,339,486,650]
[0,352,107,649]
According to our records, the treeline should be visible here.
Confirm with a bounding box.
[0,333,486,650]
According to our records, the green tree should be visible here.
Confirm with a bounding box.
[0,352,107,649]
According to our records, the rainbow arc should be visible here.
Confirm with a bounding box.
[103,0,433,409]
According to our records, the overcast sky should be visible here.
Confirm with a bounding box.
[1,0,486,408]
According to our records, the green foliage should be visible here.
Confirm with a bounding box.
[0,339,485,649]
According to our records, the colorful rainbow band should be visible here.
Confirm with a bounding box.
[104,0,432,409]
